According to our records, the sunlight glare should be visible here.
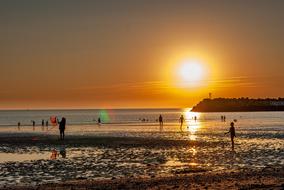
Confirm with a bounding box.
[179,61,203,82]
[184,109,201,140]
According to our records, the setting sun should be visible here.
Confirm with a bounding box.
[175,59,208,88]
[179,60,204,82]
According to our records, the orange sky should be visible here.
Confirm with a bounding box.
[0,1,284,109]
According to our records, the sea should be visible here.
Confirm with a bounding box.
[0,108,283,135]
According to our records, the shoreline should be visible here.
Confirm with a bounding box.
[0,134,209,150]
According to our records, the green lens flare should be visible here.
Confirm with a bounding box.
[99,110,110,123]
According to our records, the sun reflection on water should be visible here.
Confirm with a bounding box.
[184,109,201,140]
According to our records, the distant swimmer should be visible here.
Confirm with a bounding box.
[179,114,185,132]
[17,122,21,131]
[225,122,236,150]
[159,114,163,131]
[59,117,66,140]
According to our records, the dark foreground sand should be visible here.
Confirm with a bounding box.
[0,134,283,190]
[2,168,284,190]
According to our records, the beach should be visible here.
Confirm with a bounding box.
[0,110,283,189]
[0,133,283,189]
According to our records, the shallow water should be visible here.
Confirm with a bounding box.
[0,110,283,186]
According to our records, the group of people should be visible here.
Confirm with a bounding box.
[17,114,237,149]
[221,115,226,122]
[50,146,66,159]
[158,114,237,150]
[17,119,49,131]
[158,114,187,132]
[16,117,66,140]
[41,119,49,130]
[158,114,186,132]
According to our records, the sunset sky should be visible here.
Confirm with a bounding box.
[1,0,284,109]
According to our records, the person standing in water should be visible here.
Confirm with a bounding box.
[98,117,101,126]
[45,120,49,130]
[225,122,236,150]
[41,119,45,131]
[179,114,185,132]
[32,120,35,131]
[17,122,21,131]
[59,117,66,140]
[158,114,163,131]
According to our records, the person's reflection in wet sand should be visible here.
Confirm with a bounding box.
[50,149,58,160]
[59,147,66,158]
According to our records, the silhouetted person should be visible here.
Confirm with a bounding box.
[17,122,21,131]
[159,114,163,131]
[194,116,197,122]
[225,122,236,150]
[223,116,226,122]
[179,114,185,132]
[41,119,45,131]
[221,115,224,122]
[98,117,101,126]
[59,117,66,140]
[32,120,35,131]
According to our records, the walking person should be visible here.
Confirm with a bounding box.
[159,114,163,132]
[59,117,66,140]
[179,114,185,132]
[225,122,236,150]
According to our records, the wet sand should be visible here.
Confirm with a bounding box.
[2,168,284,190]
[0,134,202,148]
[0,134,283,189]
